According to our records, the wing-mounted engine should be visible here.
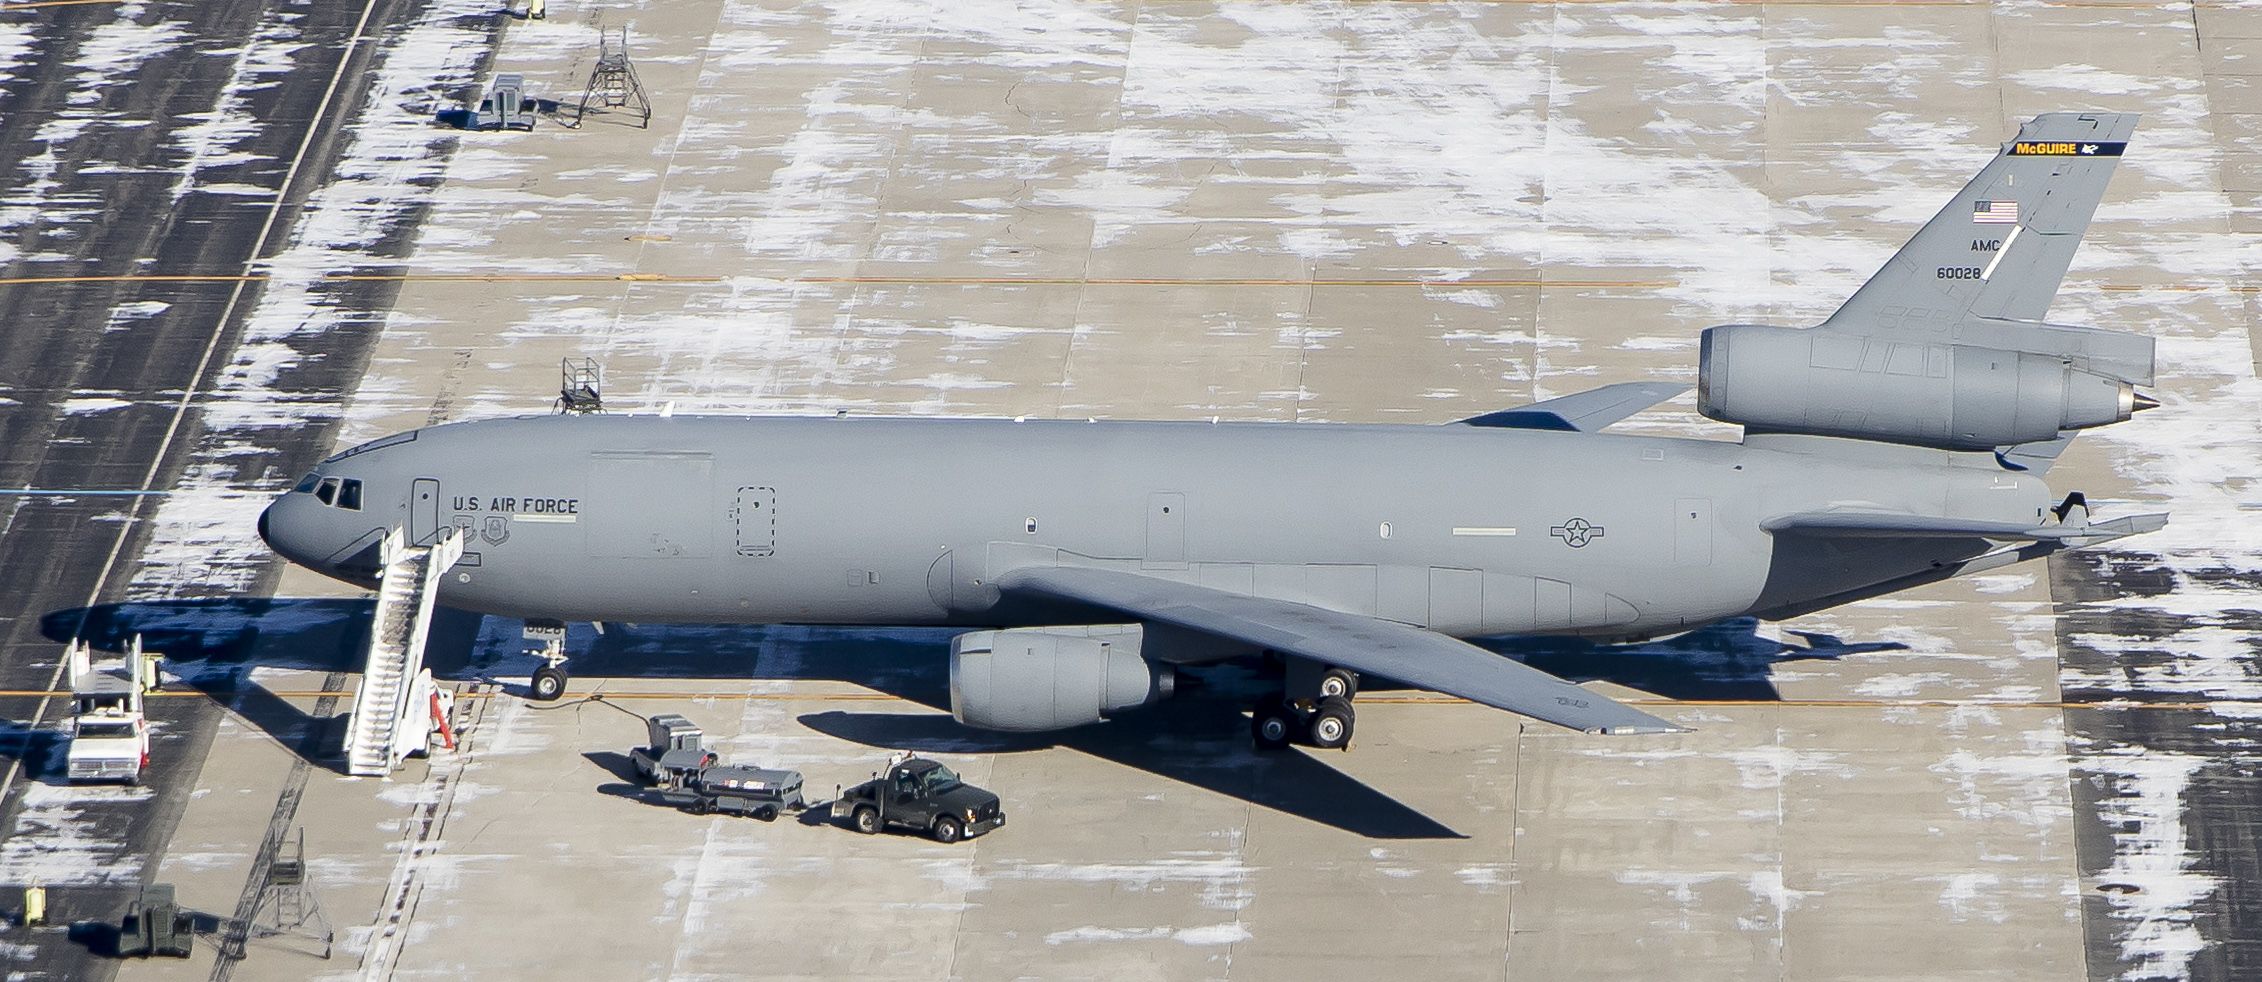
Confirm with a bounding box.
[949,625,1174,732]
[1696,321,2156,451]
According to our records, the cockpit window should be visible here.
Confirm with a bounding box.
[315,477,339,506]
[338,479,363,511]
[292,472,321,493]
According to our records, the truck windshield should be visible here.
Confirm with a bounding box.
[926,765,961,792]
[78,722,134,739]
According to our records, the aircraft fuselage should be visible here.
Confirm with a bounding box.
[258,414,2055,648]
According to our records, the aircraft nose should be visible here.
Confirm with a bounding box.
[257,495,317,568]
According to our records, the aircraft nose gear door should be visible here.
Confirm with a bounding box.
[411,478,441,545]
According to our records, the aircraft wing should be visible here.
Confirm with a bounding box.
[1457,381,1688,433]
[1762,510,2167,544]
[992,565,1685,735]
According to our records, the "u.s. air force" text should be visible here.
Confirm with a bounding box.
[451,495,579,514]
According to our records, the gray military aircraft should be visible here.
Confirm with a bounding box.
[260,112,2164,751]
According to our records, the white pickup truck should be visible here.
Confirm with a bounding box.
[63,638,153,786]
[66,707,147,785]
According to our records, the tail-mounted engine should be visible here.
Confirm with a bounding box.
[1697,321,2157,451]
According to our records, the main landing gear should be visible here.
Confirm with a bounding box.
[526,619,569,702]
[1250,665,1359,751]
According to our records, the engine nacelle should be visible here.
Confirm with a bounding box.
[1698,324,2142,450]
[949,625,1174,733]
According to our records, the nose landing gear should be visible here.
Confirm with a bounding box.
[526,619,569,702]
[531,661,567,701]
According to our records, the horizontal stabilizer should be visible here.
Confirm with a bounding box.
[1996,433,2075,474]
[1459,382,1688,432]
[996,565,1684,735]
[1763,510,2167,545]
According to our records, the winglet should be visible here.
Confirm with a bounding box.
[1459,381,1688,433]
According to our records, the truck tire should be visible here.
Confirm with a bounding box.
[853,806,880,835]
[755,806,778,822]
[932,816,963,844]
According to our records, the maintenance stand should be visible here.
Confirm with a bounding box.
[572,27,651,128]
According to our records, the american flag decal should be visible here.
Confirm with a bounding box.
[1972,200,2019,224]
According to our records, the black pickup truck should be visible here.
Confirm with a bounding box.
[830,755,1004,843]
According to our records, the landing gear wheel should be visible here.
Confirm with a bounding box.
[1308,696,1355,750]
[1318,668,1359,700]
[1251,697,1299,751]
[530,666,567,702]
[853,806,881,835]
[932,816,964,844]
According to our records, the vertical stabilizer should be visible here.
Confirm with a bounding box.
[1823,113,2138,332]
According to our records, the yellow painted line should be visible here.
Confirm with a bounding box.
[780,275,1672,289]
[1227,0,1991,5]
[321,272,726,284]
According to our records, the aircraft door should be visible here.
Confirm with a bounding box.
[410,478,441,545]
[1145,492,1185,568]
[733,486,775,557]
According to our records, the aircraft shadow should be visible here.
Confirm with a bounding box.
[0,723,67,787]
[41,601,1907,836]
[1483,617,1906,702]
[798,678,1467,840]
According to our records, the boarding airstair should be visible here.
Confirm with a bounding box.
[344,526,463,777]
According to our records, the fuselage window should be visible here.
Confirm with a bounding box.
[338,479,363,511]
[315,477,339,506]
[293,472,321,493]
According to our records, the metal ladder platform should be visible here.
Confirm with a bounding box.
[344,527,463,777]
